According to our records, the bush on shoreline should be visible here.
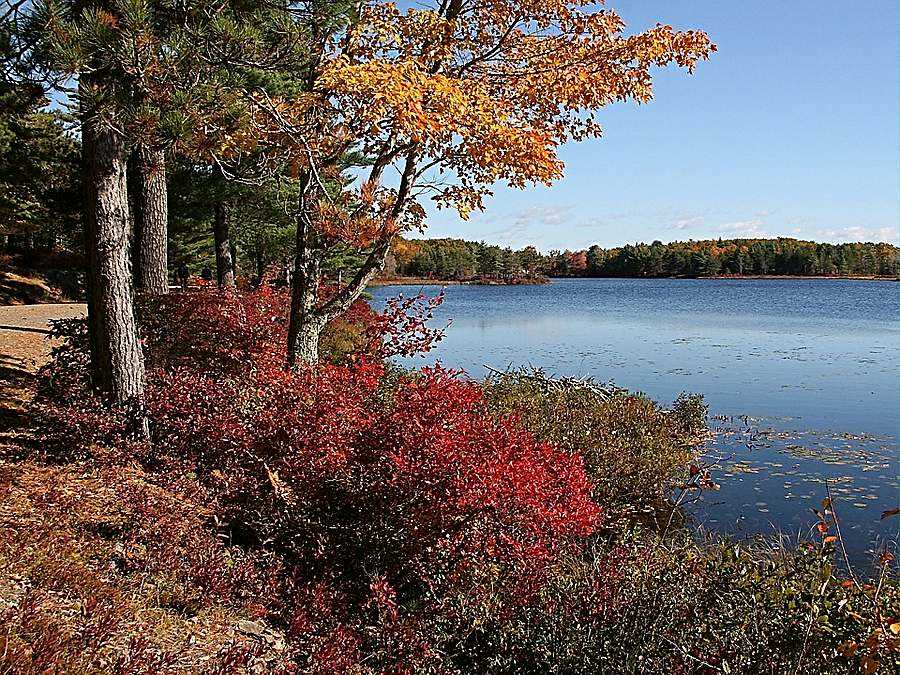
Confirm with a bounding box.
[483,369,709,519]
[5,289,898,673]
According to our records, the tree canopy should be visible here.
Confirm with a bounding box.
[388,236,900,280]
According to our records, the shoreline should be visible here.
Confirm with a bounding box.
[369,277,550,287]
[372,275,897,286]
[707,274,898,281]
[597,275,899,282]
[555,274,898,282]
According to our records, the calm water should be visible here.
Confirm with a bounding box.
[371,278,900,562]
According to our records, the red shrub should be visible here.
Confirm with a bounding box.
[141,360,601,669]
[140,286,291,374]
[31,289,600,670]
[362,290,447,358]
[33,287,437,456]
[138,285,444,372]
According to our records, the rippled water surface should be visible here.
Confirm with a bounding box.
[371,278,900,559]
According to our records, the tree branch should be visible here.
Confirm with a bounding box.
[318,145,419,321]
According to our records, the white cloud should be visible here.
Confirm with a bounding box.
[667,209,779,238]
[513,205,574,227]
[669,215,705,231]
[711,218,770,238]
[485,205,575,244]
[813,226,899,244]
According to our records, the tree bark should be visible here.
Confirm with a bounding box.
[131,145,169,294]
[287,225,393,367]
[254,250,265,286]
[287,193,325,366]
[289,309,324,366]
[213,202,235,288]
[82,117,147,413]
[285,148,417,367]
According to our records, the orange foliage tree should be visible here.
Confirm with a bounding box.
[228,1,715,364]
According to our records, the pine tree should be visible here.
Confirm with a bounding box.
[0,12,80,251]
[17,0,196,412]
[131,145,169,293]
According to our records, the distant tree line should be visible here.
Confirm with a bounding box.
[387,237,900,280]
[388,238,544,281]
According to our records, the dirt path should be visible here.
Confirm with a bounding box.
[0,303,87,421]
[0,303,86,370]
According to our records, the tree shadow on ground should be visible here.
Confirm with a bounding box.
[0,357,36,433]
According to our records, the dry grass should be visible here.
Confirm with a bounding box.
[0,301,281,673]
[0,459,280,673]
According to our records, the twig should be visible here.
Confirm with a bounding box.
[660,635,718,670]
[793,595,818,675]
[825,479,861,591]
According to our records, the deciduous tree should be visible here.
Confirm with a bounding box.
[226,0,714,364]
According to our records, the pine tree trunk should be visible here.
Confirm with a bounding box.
[132,145,169,294]
[213,202,235,288]
[82,118,147,412]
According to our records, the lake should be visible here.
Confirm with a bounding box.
[371,278,900,564]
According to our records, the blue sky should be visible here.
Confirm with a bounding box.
[417,1,900,251]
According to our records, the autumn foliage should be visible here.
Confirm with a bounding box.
[6,287,894,671]
[238,1,715,231]
[26,288,603,669]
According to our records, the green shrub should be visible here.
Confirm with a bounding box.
[464,529,899,673]
[483,369,708,516]
[479,370,898,673]
[319,315,368,363]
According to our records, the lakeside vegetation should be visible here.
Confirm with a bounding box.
[388,237,900,282]
[1,0,898,672]
[2,289,895,673]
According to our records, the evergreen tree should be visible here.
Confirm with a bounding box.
[18,0,227,412]
[0,15,80,251]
